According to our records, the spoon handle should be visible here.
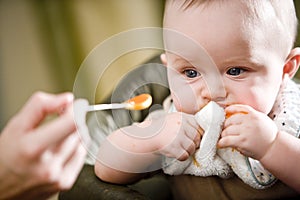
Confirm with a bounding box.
[87,103,128,112]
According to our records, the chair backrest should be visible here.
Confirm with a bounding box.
[85,55,170,165]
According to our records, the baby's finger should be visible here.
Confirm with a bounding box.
[223,114,244,128]
[195,131,201,148]
[185,114,199,130]
[217,135,240,149]
[221,125,241,138]
[187,116,204,136]
[184,124,201,146]
[184,116,202,144]
[177,149,190,161]
[181,138,196,157]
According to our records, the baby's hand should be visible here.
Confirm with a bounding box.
[218,104,278,160]
[155,112,202,161]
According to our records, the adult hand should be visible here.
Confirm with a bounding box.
[0,92,90,200]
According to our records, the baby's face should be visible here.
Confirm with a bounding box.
[163,1,286,114]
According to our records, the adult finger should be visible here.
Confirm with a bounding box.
[17,92,74,130]
[27,104,77,154]
[57,143,87,190]
[52,132,81,168]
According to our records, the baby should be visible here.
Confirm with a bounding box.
[95,0,300,198]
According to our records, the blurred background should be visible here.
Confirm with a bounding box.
[0,0,165,129]
[1,0,300,130]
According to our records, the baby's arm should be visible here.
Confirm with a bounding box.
[95,112,201,184]
[218,104,300,192]
[259,130,300,192]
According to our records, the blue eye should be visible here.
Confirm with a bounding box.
[226,67,245,76]
[184,69,200,78]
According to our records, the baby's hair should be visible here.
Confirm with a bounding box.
[245,0,298,49]
[165,0,217,10]
[164,0,298,52]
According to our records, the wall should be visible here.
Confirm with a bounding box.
[0,0,164,129]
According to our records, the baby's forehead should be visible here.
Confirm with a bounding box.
[165,0,290,24]
[164,0,297,60]
[165,0,296,32]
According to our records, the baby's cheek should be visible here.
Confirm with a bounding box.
[169,82,201,114]
[232,88,274,114]
[172,94,199,114]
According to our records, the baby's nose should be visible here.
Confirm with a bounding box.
[201,76,226,102]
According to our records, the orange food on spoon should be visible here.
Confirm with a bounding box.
[124,94,152,110]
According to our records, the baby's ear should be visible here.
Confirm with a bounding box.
[160,53,168,66]
[283,47,300,78]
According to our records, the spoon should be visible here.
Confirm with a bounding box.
[87,93,152,112]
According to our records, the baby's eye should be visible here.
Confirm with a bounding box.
[226,67,246,76]
[184,69,200,78]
